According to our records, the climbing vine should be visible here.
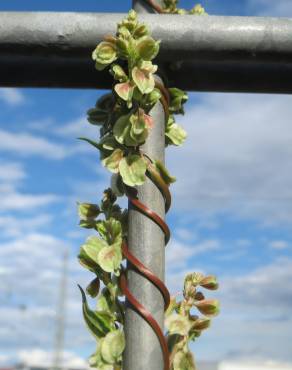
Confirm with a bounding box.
[78,3,219,370]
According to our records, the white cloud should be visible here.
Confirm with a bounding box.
[17,349,89,369]
[167,238,221,268]
[191,258,292,362]
[0,231,92,357]
[0,129,68,160]
[0,183,59,212]
[55,116,96,138]
[0,214,52,237]
[220,257,292,313]
[249,0,292,16]
[0,162,26,182]
[168,94,292,227]
[166,238,220,293]
[269,240,290,250]
[0,88,25,106]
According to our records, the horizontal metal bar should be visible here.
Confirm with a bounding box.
[0,12,292,92]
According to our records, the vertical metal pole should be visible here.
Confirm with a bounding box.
[124,1,166,369]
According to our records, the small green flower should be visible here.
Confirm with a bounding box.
[92,41,117,70]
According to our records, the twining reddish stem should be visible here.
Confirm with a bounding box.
[119,82,171,370]
[144,0,164,13]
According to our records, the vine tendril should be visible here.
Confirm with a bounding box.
[77,8,219,370]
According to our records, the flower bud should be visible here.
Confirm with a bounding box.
[128,9,137,22]
[78,203,100,220]
[195,299,220,317]
[111,64,128,82]
[194,291,205,301]
[146,88,161,105]
[191,317,211,331]
[190,4,206,15]
[133,24,149,39]
[92,41,117,71]
[86,277,100,298]
[169,87,188,114]
[200,275,219,290]
[116,38,130,59]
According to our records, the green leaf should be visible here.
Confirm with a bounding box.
[113,113,134,146]
[165,313,192,336]
[102,149,124,174]
[78,137,102,151]
[79,219,96,230]
[87,107,108,125]
[113,112,149,147]
[78,285,114,339]
[165,117,187,146]
[98,245,123,274]
[97,288,114,312]
[153,160,176,185]
[100,136,120,152]
[136,36,160,61]
[78,236,109,270]
[111,174,125,197]
[119,155,147,187]
[100,330,125,365]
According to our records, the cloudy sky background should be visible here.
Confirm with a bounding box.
[1,0,292,367]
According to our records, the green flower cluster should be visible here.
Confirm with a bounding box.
[78,190,127,370]
[165,273,219,369]
[83,9,187,188]
[162,0,207,14]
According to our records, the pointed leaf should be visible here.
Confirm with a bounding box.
[78,285,113,339]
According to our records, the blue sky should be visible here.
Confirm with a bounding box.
[1,0,292,367]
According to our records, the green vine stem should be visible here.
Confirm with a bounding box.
[77,5,219,370]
